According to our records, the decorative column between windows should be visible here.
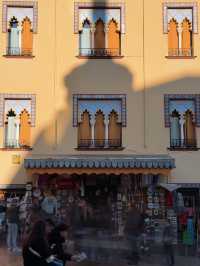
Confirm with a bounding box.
[178,25,182,56]
[91,117,95,147]
[91,25,95,54]
[105,117,109,148]
[15,117,20,148]
[18,25,22,55]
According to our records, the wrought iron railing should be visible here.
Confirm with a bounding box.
[5,139,30,149]
[168,48,193,57]
[6,47,33,56]
[170,138,197,149]
[79,48,121,57]
[78,139,122,149]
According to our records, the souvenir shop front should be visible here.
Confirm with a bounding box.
[24,155,182,260]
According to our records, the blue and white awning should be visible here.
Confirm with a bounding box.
[24,154,175,170]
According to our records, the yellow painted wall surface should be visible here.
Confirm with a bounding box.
[0,0,199,186]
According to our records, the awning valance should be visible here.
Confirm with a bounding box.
[24,154,175,176]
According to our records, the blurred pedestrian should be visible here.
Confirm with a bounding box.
[124,202,144,265]
[163,220,175,266]
[6,198,21,252]
[23,220,61,266]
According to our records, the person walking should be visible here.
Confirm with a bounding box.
[124,202,144,265]
[6,198,20,253]
[163,220,175,266]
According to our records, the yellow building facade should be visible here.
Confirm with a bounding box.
[0,0,199,189]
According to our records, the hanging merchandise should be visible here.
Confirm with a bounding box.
[183,217,195,246]
[166,192,173,208]
[167,209,178,244]
[80,179,85,197]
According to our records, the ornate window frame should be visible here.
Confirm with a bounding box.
[164,94,200,127]
[2,1,38,33]
[0,93,36,127]
[73,94,126,127]
[74,2,126,34]
[163,2,198,34]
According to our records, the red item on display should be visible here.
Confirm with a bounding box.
[166,192,173,208]
[56,179,75,189]
[179,213,188,226]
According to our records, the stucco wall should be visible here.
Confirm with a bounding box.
[0,0,199,186]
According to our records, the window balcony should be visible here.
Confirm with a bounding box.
[78,48,122,58]
[5,47,34,58]
[3,140,31,151]
[169,139,198,151]
[78,139,123,150]
[167,48,196,59]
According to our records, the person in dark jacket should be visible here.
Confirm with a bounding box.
[48,223,73,265]
[23,220,54,266]
[124,202,144,265]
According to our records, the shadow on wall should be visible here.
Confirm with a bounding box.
[5,0,200,187]
[8,60,200,187]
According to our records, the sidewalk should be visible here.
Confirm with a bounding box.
[0,248,199,266]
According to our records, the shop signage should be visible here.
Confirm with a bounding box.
[12,154,21,164]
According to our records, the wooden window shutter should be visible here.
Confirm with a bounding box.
[94,19,105,50]
[108,110,121,147]
[22,17,33,56]
[19,109,31,147]
[182,18,192,56]
[168,18,179,56]
[184,110,196,146]
[78,110,91,147]
[108,19,120,56]
[94,110,105,147]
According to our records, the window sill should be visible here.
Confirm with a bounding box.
[76,55,124,59]
[3,55,35,59]
[0,147,32,151]
[165,56,197,59]
[76,147,125,151]
[167,147,199,151]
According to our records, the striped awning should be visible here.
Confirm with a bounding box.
[24,155,175,175]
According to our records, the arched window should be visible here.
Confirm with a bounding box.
[182,18,192,56]
[5,109,18,147]
[170,110,181,147]
[184,110,196,147]
[19,109,31,147]
[94,19,105,55]
[108,110,121,147]
[8,17,20,55]
[94,110,105,147]
[168,18,178,56]
[78,110,91,147]
[79,19,92,56]
[22,17,33,56]
[108,19,120,56]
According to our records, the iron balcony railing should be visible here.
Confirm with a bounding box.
[79,48,121,57]
[78,139,122,149]
[170,138,197,149]
[6,47,33,56]
[168,48,193,57]
[5,139,30,149]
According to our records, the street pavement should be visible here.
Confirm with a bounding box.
[0,247,199,266]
